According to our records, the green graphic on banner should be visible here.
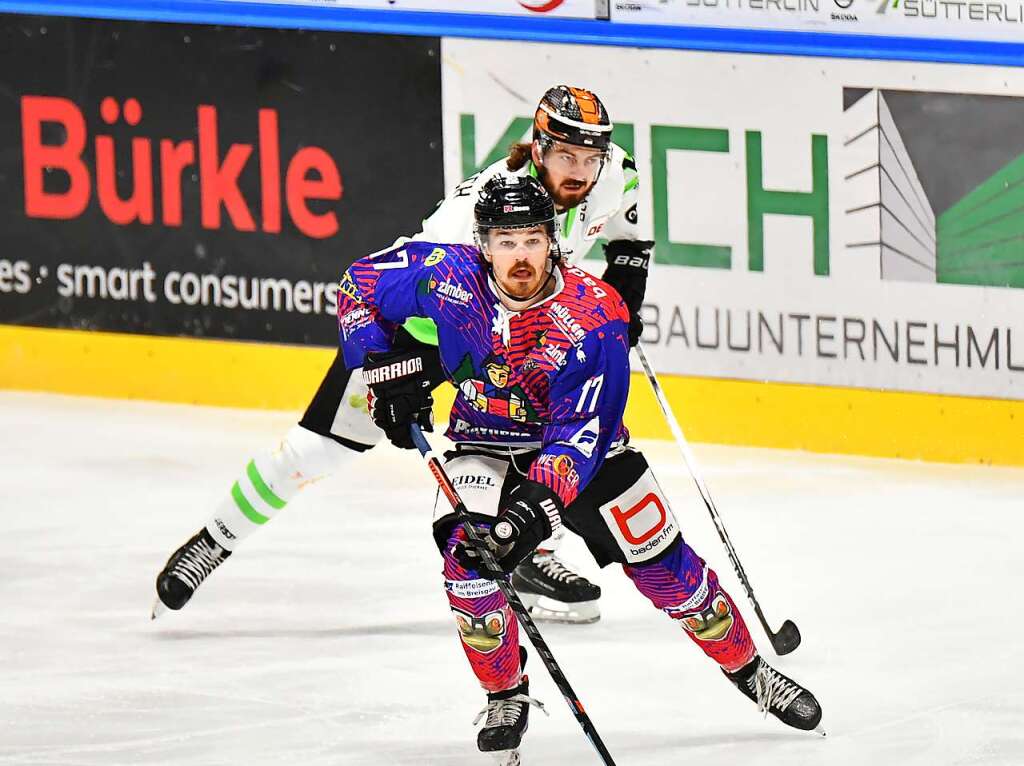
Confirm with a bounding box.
[937,152,1024,289]
[652,125,731,269]
[746,132,830,276]
[460,114,532,179]
[459,113,830,274]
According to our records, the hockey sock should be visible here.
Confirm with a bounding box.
[442,524,522,693]
[624,540,756,672]
[205,424,359,550]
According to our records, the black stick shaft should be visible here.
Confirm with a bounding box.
[410,425,617,766]
[633,344,799,653]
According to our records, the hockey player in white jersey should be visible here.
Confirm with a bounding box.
[154,85,653,624]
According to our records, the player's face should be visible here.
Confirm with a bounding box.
[485,226,552,300]
[534,141,605,209]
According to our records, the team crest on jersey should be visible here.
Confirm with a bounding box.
[452,353,540,424]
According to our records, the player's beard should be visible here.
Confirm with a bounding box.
[495,258,555,306]
[505,261,540,299]
[538,167,595,210]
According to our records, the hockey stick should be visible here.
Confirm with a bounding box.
[409,424,617,766]
[633,344,802,656]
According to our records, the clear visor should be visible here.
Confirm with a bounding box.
[475,221,559,260]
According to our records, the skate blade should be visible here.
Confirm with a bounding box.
[519,593,599,625]
[150,597,168,621]
[813,724,826,737]
[487,749,520,765]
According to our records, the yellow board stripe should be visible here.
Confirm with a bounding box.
[0,324,335,410]
[2,324,1022,466]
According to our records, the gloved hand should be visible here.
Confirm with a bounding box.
[454,479,564,580]
[602,239,653,347]
[362,348,434,449]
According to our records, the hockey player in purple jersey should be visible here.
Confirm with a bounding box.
[153,85,646,623]
[341,175,823,763]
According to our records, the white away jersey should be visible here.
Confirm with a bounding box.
[410,143,641,266]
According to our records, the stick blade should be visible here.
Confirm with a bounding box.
[151,597,168,621]
[770,619,801,655]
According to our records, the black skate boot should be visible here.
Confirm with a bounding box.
[474,675,546,765]
[725,655,824,734]
[511,552,601,624]
[152,528,231,619]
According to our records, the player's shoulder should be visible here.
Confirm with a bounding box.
[442,156,527,209]
[556,265,630,331]
[608,142,637,176]
[403,241,477,264]
[477,154,530,185]
[404,242,487,288]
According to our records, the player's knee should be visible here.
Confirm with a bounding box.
[327,371,387,448]
[275,424,359,483]
[430,450,510,553]
[435,519,487,573]
[569,448,683,567]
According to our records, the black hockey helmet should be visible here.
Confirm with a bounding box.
[474,175,561,302]
[533,85,613,153]
[474,174,558,251]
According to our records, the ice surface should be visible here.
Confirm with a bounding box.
[1,391,1022,765]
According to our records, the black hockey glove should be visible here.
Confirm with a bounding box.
[362,348,434,450]
[454,479,564,580]
[601,239,653,347]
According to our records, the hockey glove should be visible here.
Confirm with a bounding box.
[601,239,653,347]
[362,348,434,450]
[454,479,564,580]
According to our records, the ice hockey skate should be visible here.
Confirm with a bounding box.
[726,655,824,734]
[473,675,546,765]
[151,528,231,619]
[510,552,601,624]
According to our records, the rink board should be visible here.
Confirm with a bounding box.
[3,323,1022,466]
[3,15,1024,467]
[444,40,1024,403]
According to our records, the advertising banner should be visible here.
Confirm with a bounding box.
[442,37,1024,400]
[216,0,601,19]
[610,0,1024,45]
[0,16,443,346]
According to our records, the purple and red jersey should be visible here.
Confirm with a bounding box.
[337,242,631,507]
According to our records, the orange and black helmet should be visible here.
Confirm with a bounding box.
[533,85,613,152]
